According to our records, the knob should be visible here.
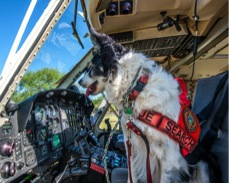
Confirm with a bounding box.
[0,161,16,179]
[0,140,15,157]
[16,162,24,170]
[10,162,16,176]
[1,162,10,179]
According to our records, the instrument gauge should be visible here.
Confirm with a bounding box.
[37,128,47,146]
[53,119,59,128]
[52,119,61,134]
[62,121,69,129]
[23,129,33,146]
[46,106,52,118]
[34,105,46,123]
[47,105,58,118]
[52,106,58,117]
[60,108,67,120]
[46,108,49,117]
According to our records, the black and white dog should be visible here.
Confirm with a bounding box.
[79,28,209,182]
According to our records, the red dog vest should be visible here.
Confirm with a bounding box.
[126,76,201,182]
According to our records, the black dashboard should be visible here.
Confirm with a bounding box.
[0,89,127,183]
[0,89,93,182]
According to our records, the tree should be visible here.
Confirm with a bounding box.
[12,68,63,103]
[91,95,118,113]
[92,95,103,111]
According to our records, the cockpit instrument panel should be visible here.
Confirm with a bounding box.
[0,89,94,183]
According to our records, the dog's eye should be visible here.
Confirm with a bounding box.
[84,66,90,73]
[86,65,94,72]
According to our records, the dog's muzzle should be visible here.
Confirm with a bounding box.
[78,79,98,97]
[86,80,98,97]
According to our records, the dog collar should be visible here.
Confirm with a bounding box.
[128,74,149,101]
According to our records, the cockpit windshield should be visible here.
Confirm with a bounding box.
[28,1,92,73]
[0,0,92,103]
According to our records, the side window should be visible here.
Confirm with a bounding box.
[99,105,120,131]
[90,95,121,132]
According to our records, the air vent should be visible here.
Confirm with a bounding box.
[109,31,133,42]
[214,54,229,59]
[173,35,205,59]
[123,35,187,57]
[109,32,195,58]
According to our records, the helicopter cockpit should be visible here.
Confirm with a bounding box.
[0,0,228,183]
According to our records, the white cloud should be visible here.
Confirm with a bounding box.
[40,51,51,65]
[58,22,71,29]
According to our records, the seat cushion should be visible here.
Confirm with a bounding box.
[111,168,128,183]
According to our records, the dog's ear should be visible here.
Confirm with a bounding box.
[89,27,107,52]
[89,27,128,60]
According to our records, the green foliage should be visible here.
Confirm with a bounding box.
[91,95,118,114]
[92,95,103,111]
[11,68,63,103]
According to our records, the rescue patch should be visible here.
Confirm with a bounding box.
[183,108,198,132]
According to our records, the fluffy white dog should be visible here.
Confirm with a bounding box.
[79,28,209,182]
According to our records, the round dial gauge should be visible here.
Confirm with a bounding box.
[37,128,47,143]
[46,106,52,118]
[34,105,46,122]
[52,106,58,117]
[47,105,58,118]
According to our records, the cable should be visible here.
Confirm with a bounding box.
[190,0,199,82]
[168,56,171,71]
[189,54,196,82]
[56,165,68,183]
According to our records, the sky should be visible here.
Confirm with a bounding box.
[0,0,92,75]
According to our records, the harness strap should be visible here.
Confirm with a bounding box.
[138,108,200,154]
[175,78,191,107]
[126,121,152,183]
[126,140,133,183]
